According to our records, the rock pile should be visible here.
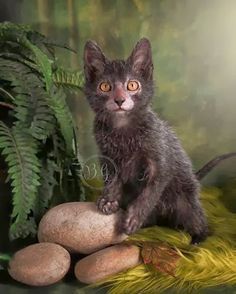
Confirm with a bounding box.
[8,202,141,286]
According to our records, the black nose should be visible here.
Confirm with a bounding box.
[114,97,125,107]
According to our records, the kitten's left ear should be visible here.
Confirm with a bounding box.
[127,38,153,79]
[84,40,108,81]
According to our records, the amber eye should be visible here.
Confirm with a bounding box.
[99,82,111,92]
[127,80,139,91]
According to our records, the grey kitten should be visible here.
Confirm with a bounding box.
[83,38,236,244]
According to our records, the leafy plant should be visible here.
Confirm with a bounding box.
[0,22,85,240]
[0,253,11,270]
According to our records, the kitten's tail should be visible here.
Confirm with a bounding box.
[196,152,236,180]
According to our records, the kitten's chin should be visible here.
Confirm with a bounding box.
[112,111,130,128]
[113,107,133,114]
[114,109,127,114]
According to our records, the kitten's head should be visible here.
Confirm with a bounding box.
[83,38,154,117]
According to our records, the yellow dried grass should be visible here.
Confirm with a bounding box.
[93,188,236,293]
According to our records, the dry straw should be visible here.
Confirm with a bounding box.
[93,188,236,293]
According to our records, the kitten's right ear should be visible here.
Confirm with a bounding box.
[127,38,153,79]
[84,40,108,81]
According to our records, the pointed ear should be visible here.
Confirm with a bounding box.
[127,38,153,79]
[84,40,108,81]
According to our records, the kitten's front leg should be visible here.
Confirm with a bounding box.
[123,159,169,234]
[123,184,159,234]
[97,175,122,215]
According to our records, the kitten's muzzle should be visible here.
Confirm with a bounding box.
[114,97,125,107]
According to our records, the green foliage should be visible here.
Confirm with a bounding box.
[0,253,11,270]
[25,40,53,91]
[0,22,85,240]
[53,68,84,91]
[0,253,11,261]
[48,86,74,154]
[36,158,58,217]
[0,122,41,238]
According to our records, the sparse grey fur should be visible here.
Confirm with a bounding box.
[83,38,210,244]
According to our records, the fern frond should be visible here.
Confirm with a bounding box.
[0,58,55,140]
[0,86,15,102]
[49,86,74,154]
[0,23,35,62]
[36,158,58,217]
[0,22,32,34]
[10,217,37,240]
[51,130,67,165]
[0,122,41,239]
[0,23,53,90]
[0,59,75,147]
[0,253,11,261]
[0,52,39,72]
[0,253,11,271]
[24,40,53,90]
[53,68,84,91]
[0,22,84,240]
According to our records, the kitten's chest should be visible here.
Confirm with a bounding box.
[96,129,148,187]
[95,129,142,163]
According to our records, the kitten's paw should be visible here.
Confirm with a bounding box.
[97,196,119,215]
[190,233,207,245]
[123,212,142,235]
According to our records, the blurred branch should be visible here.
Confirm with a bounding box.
[0,87,15,101]
[0,101,14,110]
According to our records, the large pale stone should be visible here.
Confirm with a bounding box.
[74,244,141,284]
[8,243,70,286]
[38,202,127,254]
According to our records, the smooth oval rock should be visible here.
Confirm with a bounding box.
[8,243,70,286]
[38,202,127,254]
[74,244,141,284]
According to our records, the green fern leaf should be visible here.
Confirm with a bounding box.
[24,40,53,91]
[0,22,31,34]
[0,122,41,239]
[0,58,55,140]
[0,23,53,90]
[0,253,11,261]
[10,217,37,240]
[0,52,39,72]
[0,22,84,239]
[0,253,11,271]
[48,86,74,154]
[51,131,67,164]
[36,158,58,216]
[53,68,84,91]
